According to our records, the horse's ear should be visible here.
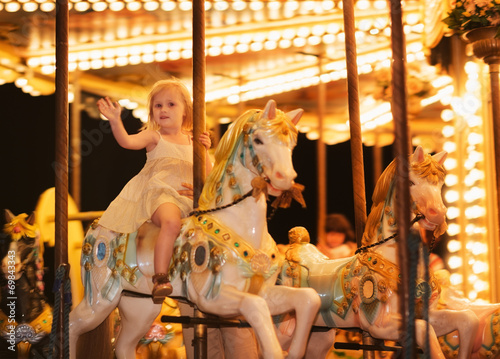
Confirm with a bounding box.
[262,100,277,120]
[26,212,36,225]
[286,109,303,126]
[412,146,425,163]
[432,151,448,166]
[4,209,14,223]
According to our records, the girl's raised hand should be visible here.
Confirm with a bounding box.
[199,131,212,151]
[97,97,122,123]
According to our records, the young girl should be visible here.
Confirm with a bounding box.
[96,79,212,303]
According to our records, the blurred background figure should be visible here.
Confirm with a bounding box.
[316,213,357,260]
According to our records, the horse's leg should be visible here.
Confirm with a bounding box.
[429,308,479,359]
[69,294,121,359]
[115,296,162,359]
[414,319,446,359]
[261,286,321,359]
[195,285,284,359]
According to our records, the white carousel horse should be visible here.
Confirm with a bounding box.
[433,269,500,359]
[69,100,321,359]
[278,146,479,359]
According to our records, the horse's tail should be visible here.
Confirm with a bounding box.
[76,312,115,359]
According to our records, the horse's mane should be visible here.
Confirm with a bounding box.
[361,153,446,246]
[198,108,298,210]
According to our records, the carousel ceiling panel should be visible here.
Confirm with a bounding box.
[0,0,450,147]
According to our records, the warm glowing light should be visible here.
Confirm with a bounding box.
[448,255,463,269]
[447,239,461,253]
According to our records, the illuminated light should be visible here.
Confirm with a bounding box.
[5,2,20,11]
[468,291,478,301]
[322,34,335,44]
[467,115,482,127]
[445,174,458,187]
[26,57,41,68]
[464,187,485,202]
[472,261,488,274]
[443,141,456,154]
[322,0,335,11]
[142,54,155,63]
[468,132,483,145]
[232,1,246,11]
[474,280,489,293]
[103,59,115,68]
[75,1,91,11]
[264,41,277,50]
[465,169,485,186]
[178,1,192,11]
[447,239,461,252]
[23,2,38,11]
[448,255,462,269]
[356,0,370,10]
[235,43,250,53]
[129,46,142,56]
[15,78,28,88]
[464,61,480,74]
[208,47,221,57]
[307,36,321,46]
[144,1,159,11]
[306,131,320,141]
[133,108,148,123]
[300,1,316,12]
[447,223,460,236]
[161,1,175,11]
[78,61,91,71]
[92,2,107,11]
[471,242,488,255]
[221,45,235,55]
[227,94,240,104]
[214,1,229,11]
[154,52,167,62]
[465,78,480,92]
[465,205,486,219]
[115,57,129,66]
[441,109,454,122]
[406,13,420,25]
[22,85,33,94]
[449,273,463,285]
[278,39,292,49]
[249,1,264,11]
[40,0,55,10]
[442,125,455,138]
[444,156,457,170]
[462,93,481,114]
[128,55,141,65]
[250,42,264,52]
[89,50,103,60]
[168,51,181,61]
[267,1,281,10]
[181,49,192,59]
[90,59,103,69]
[358,19,372,31]
[444,189,459,203]
[297,26,311,38]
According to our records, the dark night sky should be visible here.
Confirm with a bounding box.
[0,82,396,246]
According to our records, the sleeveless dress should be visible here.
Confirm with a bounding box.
[98,133,194,234]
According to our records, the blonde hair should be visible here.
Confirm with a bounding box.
[140,78,193,132]
[362,153,447,245]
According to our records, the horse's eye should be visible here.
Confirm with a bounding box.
[254,137,263,145]
[409,181,415,186]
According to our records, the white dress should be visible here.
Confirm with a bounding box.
[98,133,193,234]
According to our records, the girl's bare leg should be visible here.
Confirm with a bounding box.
[151,203,181,303]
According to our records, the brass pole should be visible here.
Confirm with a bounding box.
[55,0,70,357]
[192,1,207,358]
[317,54,327,241]
[389,0,414,357]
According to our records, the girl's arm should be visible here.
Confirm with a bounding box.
[97,97,155,150]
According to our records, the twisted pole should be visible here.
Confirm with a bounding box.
[389,0,415,356]
[192,0,207,357]
[54,0,70,357]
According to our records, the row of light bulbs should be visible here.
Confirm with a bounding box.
[0,0,392,14]
[441,60,490,302]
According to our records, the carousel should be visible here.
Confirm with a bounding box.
[1,0,500,358]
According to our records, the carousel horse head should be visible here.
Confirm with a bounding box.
[198,99,303,210]
[362,146,448,248]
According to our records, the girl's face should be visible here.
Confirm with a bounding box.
[324,231,346,248]
[152,87,186,131]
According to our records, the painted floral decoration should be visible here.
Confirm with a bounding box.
[443,0,500,37]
